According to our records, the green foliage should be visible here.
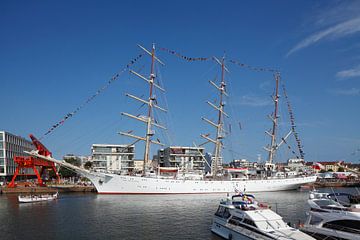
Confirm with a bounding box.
[84,161,93,170]
[59,157,81,178]
[337,167,344,172]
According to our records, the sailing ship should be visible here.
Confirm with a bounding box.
[26,44,316,194]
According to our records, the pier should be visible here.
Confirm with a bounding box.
[0,184,95,194]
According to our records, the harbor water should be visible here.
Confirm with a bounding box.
[0,188,358,240]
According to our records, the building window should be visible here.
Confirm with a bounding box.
[0,151,3,158]
[0,167,4,173]
[0,133,3,141]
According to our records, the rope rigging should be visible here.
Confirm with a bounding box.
[282,84,305,159]
[40,53,144,139]
[38,46,304,165]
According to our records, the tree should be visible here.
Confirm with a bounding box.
[84,161,93,170]
[337,167,344,172]
[59,157,81,178]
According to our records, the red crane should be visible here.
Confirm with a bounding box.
[8,134,60,187]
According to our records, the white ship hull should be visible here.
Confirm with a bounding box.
[84,173,317,194]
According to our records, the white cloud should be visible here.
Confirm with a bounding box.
[287,17,360,57]
[312,1,360,28]
[259,81,271,91]
[336,64,360,79]
[296,120,329,128]
[238,95,272,107]
[329,88,360,96]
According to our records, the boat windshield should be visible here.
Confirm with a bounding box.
[314,199,343,208]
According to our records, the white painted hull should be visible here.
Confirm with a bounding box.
[18,192,58,203]
[211,220,255,240]
[84,173,317,194]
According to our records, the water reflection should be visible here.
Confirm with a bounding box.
[0,188,357,240]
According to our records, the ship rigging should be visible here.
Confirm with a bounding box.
[24,44,317,194]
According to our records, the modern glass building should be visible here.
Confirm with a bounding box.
[0,131,34,181]
[91,144,135,175]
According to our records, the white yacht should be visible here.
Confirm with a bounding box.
[301,191,360,240]
[211,193,315,240]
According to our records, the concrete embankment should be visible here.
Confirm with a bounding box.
[0,185,96,194]
[314,181,360,188]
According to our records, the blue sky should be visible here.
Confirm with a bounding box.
[1,0,359,163]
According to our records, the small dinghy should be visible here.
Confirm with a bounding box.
[18,192,58,203]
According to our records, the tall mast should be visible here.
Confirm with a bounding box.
[264,73,294,163]
[120,44,166,174]
[266,72,280,164]
[267,73,280,164]
[144,44,156,169]
[201,56,229,178]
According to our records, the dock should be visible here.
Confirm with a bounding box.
[0,184,96,194]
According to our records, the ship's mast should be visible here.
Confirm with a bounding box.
[120,44,166,174]
[201,56,229,178]
[144,44,156,168]
[266,72,280,164]
[264,73,294,164]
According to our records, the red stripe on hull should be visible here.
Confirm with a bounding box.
[98,192,228,195]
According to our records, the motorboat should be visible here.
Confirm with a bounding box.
[301,191,360,240]
[18,192,58,203]
[211,193,315,240]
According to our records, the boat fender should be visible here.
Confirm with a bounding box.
[228,233,232,240]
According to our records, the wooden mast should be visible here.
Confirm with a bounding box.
[201,56,228,178]
[120,44,166,174]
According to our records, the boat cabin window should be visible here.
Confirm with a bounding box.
[243,218,257,228]
[309,215,323,225]
[323,220,360,234]
[215,206,224,217]
[215,206,231,219]
[229,216,243,226]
